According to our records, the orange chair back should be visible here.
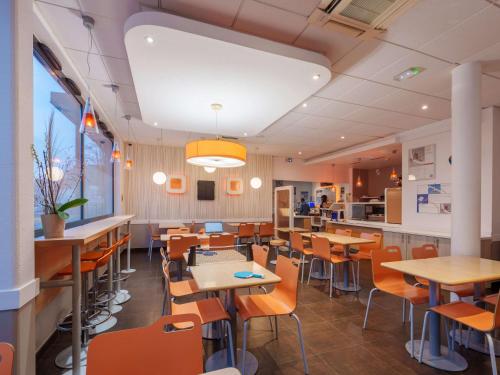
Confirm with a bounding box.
[371,246,404,287]
[238,223,255,238]
[412,244,438,259]
[333,229,352,251]
[258,222,274,237]
[252,244,269,268]
[311,235,331,262]
[169,235,198,261]
[358,232,382,255]
[87,314,203,375]
[290,231,305,252]
[167,228,190,235]
[209,234,234,249]
[272,255,300,310]
[0,343,14,375]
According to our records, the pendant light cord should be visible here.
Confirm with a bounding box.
[86,27,93,92]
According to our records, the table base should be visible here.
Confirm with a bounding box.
[202,322,223,340]
[309,271,330,280]
[121,268,136,274]
[406,340,467,372]
[205,349,258,375]
[55,345,88,369]
[333,281,361,292]
[112,290,131,305]
[450,329,500,356]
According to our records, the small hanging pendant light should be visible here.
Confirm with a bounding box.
[356,174,363,187]
[79,15,100,135]
[111,141,121,162]
[389,167,398,182]
[125,143,133,170]
[153,129,166,185]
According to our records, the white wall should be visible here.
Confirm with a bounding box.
[272,156,350,183]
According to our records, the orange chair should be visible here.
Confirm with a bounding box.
[412,244,475,299]
[0,343,14,375]
[307,235,351,297]
[350,232,382,288]
[87,314,204,375]
[208,233,235,250]
[237,223,256,246]
[236,256,308,375]
[161,264,235,367]
[331,228,352,254]
[252,244,270,268]
[168,235,199,281]
[257,222,274,245]
[419,294,500,374]
[161,260,199,315]
[167,227,190,235]
[147,223,162,261]
[289,231,313,283]
[363,246,429,357]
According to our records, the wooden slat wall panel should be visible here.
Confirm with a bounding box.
[124,144,273,220]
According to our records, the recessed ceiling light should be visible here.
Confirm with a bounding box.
[302,102,308,108]
[312,74,320,80]
[298,151,302,155]
[243,132,248,136]
[340,136,345,139]
[153,122,158,126]
[393,66,425,81]
[145,35,155,44]
[421,104,429,110]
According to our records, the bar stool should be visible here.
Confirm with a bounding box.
[54,245,116,369]
[269,239,287,265]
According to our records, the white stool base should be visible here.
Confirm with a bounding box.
[121,268,136,274]
[55,345,88,369]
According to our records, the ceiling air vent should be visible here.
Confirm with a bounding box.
[309,0,417,39]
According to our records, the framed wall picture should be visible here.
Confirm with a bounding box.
[197,180,215,200]
[166,175,186,194]
[226,177,243,195]
[408,144,436,180]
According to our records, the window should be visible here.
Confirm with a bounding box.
[33,53,114,233]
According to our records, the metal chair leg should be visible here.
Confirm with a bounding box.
[241,320,249,375]
[486,333,497,375]
[225,321,236,367]
[409,302,414,358]
[402,299,406,324]
[300,254,305,283]
[466,327,472,349]
[290,313,309,374]
[307,258,316,285]
[351,262,357,291]
[329,263,333,298]
[275,316,278,340]
[419,311,430,363]
[363,288,378,329]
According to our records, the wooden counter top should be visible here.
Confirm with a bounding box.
[301,231,375,246]
[35,215,135,247]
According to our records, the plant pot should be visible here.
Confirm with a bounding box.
[41,214,65,238]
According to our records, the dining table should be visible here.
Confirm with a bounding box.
[158,222,186,229]
[382,255,500,372]
[301,232,375,290]
[191,260,281,375]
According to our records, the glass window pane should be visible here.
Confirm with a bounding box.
[83,134,113,218]
[33,57,82,229]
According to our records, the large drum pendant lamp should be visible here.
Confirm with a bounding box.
[185,103,246,168]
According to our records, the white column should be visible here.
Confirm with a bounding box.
[451,62,482,256]
[0,0,37,374]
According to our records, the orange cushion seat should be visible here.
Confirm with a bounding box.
[58,261,96,276]
[170,279,199,298]
[431,301,494,332]
[378,281,429,305]
[171,298,229,327]
[236,293,293,321]
[330,255,350,264]
[302,247,314,256]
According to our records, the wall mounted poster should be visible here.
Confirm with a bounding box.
[408,144,436,180]
[417,183,451,214]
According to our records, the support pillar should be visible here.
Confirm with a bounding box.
[451,62,482,256]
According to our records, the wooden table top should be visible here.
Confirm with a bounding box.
[190,261,281,292]
[183,249,246,265]
[301,231,375,246]
[382,256,500,285]
[160,232,235,241]
[227,222,266,227]
[158,222,186,229]
[276,227,309,233]
[35,215,135,247]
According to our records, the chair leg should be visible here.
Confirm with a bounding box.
[290,313,309,374]
[451,320,456,352]
[466,326,472,349]
[419,311,430,363]
[356,261,360,289]
[402,299,406,324]
[351,262,356,291]
[225,321,236,368]
[307,258,316,285]
[148,239,153,261]
[329,263,333,298]
[409,302,414,358]
[300,254,305,284]
[275,316,278,340]
[241,320,249,375]
[486,333,497,375]
[363,288,378,329]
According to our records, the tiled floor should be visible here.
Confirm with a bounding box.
[37,248,497,374]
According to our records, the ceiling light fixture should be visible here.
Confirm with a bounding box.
[185,104,247,168]
[110,84,121,163]
[298,151,302,155]
[389,167,398,182]
[124,115,133,170]
[204,166,216,173]
[340,136,345,139]
[145,35,154,44]
[250,177,262,189]
[79,15,99,135]
[393,66,425,81]
[153,122,158,126]
[243,132,248,137]
[302,102,308,108]
[421,104,429,110]
[153,129,166,185]
[312,74,320,80]
[356,174,363,188]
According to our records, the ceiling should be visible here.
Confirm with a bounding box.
[34,0,500,162]
[331,143,402,169]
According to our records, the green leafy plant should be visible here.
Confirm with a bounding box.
[32,111,88,220]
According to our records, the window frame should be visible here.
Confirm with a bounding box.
[33,46,115,237]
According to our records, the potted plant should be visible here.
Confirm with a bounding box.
[32,111,88,238]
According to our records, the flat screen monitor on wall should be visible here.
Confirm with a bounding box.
[197,180,215,200]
